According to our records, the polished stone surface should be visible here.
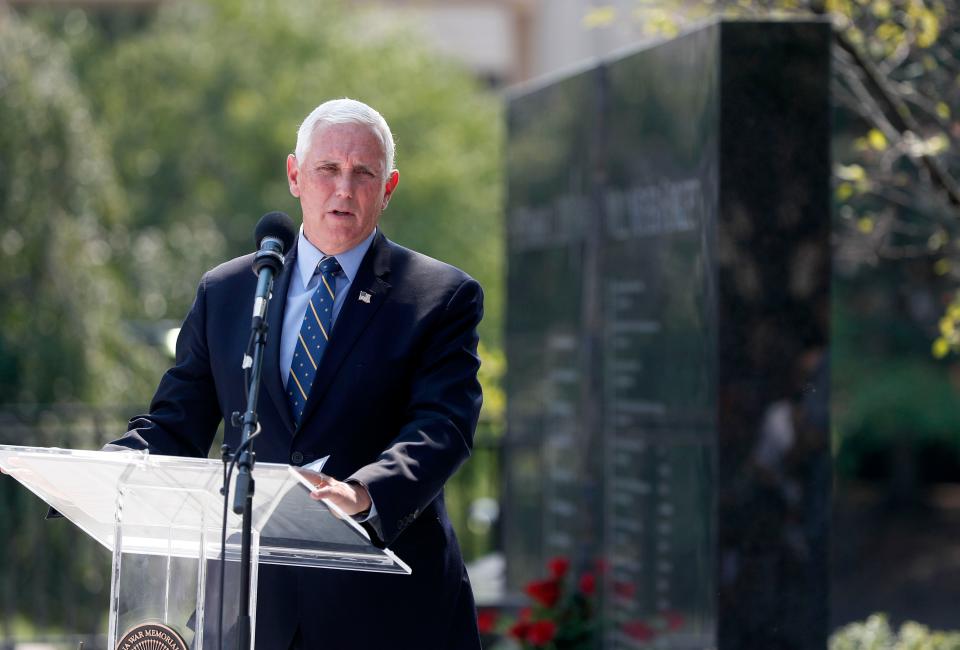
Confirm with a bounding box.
[504,20,831,650]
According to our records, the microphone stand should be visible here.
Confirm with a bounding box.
[230,242,284,650]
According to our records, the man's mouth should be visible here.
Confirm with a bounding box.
[330,209,354,217]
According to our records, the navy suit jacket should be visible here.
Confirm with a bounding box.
[109,231,484,649]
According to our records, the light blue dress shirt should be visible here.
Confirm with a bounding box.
[280,226,377,388]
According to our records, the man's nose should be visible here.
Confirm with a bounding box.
[335,173,354,197]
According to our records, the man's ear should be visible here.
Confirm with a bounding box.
[286,154,301,198]
[381,170,400,209]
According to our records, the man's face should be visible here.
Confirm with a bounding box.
[286,122,399,255]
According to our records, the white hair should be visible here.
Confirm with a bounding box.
[294,98,395,178]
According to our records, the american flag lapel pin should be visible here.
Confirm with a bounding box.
[358,290,372,304]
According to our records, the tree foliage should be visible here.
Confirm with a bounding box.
[0,0,504,635]
[0,15,149,636]
[62,0,503,353]
[6,0,504,415]
[0,14,163,406]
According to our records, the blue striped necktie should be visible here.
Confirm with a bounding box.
[287,256,340,425]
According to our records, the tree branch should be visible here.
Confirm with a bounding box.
[813,9,960,209]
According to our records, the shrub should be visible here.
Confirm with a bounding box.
[830,614,960,650]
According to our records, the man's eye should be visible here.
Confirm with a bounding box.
[319,165,338,174]
[356,169,376,177]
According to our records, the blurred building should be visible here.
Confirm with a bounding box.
[353,0,660,86]
[4,0,659,87]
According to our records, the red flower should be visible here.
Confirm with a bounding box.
[579,571,597,596]
[547,555,570,579]
[525,578,561,608]
[526,620,557,646]
[623,620,656,641]
[663,610,684,631]
[477,609,497,634]
[519,606,532,621]
[509,620,531,640]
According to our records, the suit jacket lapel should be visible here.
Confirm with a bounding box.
[296,231,392,431]
[262,247,297,435]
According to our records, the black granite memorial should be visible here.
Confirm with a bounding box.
[503,20,831,650]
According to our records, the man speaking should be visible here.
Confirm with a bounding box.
[107,99,484,649]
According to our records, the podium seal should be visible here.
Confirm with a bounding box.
[116,623,188,650]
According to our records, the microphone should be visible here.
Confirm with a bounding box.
[254,211,297,272]
[228,211,297,641]
[250,211,296,327]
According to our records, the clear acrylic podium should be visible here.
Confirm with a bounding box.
[0,444,410,649]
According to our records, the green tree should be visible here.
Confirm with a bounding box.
[0,1,506,637]
[0,14,163,637]
[62,0,504,360]
[0,14,162,407]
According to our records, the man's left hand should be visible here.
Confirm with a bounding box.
[309,475,372,516]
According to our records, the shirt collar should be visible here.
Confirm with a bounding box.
[295,226,377,289]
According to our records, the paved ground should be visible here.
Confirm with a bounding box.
[831,480,960,631]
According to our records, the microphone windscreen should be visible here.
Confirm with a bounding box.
[254,211,297,253]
